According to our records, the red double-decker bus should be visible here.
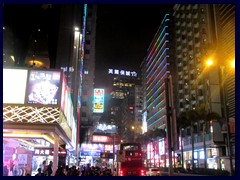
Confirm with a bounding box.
[117,142,146,176]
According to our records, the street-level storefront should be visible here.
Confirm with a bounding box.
[3,68,77,176]
[3,121,72,176]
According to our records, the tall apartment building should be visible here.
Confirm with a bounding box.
[134,85,144,135]
[174,4,221,115]
[173,4,235,170]
[55,4,98,145]
[109,74,141,142]
[217,4,235,120]
[80,5,98,144]
[55,6,85,156]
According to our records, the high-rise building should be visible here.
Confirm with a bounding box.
[217,4,235,119]
[80,5,98,144]
[108,72,141,142]
[140,12,177,169]
[173,4,235,171]
[54,4,99,151]
[134,85,144,135]
[142,13,176,132]
[174,4,222,115]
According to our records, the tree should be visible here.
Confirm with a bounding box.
[197,104,220,168]
[177,111,191,168]
[187,109,200,170]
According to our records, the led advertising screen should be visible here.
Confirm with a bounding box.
[3,68,28,104]
[27,70,61,105]
[93,88,104,113]
[80,143,104,157]
[92,135,120,144]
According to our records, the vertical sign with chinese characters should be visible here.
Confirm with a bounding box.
[93,88,104,113]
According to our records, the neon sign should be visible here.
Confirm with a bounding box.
[108,69,137,77]
[93,88,104,113]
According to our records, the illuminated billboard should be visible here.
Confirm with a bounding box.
[92,135,120,144]
[93,88,104,113]
[27,70,61,105]
[3,68,28,104]
[108,68,137,77]
[80,143,104,157]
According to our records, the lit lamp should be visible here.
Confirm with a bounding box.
[206,59,234,176]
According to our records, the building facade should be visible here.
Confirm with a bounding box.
[173,4,235,171]
[80,5,98,144]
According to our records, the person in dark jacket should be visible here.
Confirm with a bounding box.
[47,161,53,176]
[55,166,66,176]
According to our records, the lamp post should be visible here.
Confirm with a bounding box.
[219,66,233,176]
[206,59,234,175]
[112,132,115,175]
[180,128,184,168]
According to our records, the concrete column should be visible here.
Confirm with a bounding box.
[52,133,59,176]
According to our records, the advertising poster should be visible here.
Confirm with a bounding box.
[93,88,104,113]
[3,68,28,104]
[27,70,61,105]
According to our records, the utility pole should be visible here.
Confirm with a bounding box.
[165,76,174,176]
[112,133,115,174]
[220,66,233,176]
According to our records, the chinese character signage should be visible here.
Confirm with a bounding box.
[34,148,66,156]
[93,88,104,113]
[27,70,61,105]
[108,69,137,77]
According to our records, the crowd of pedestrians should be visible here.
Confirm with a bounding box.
[3,160,115,176]
[54,165,114,176]
[35,161,115,176]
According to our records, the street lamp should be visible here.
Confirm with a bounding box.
[219,65,234,176]
[206,59,234,175]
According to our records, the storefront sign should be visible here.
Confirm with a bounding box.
[34,148,66,156]
[92,135,120,144]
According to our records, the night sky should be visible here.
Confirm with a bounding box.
[95,4,174,88]
[3,4,174,89]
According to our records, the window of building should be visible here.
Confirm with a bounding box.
[85,49,90,54]
[82,101,87,106]
[198,89,203,96]
[85,40,91,44]
[82,89,87,95]
[180,102,184,108]
[81,112,87,117]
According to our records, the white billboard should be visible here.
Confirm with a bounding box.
[3,69,28,104]
[93,88,104,113]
